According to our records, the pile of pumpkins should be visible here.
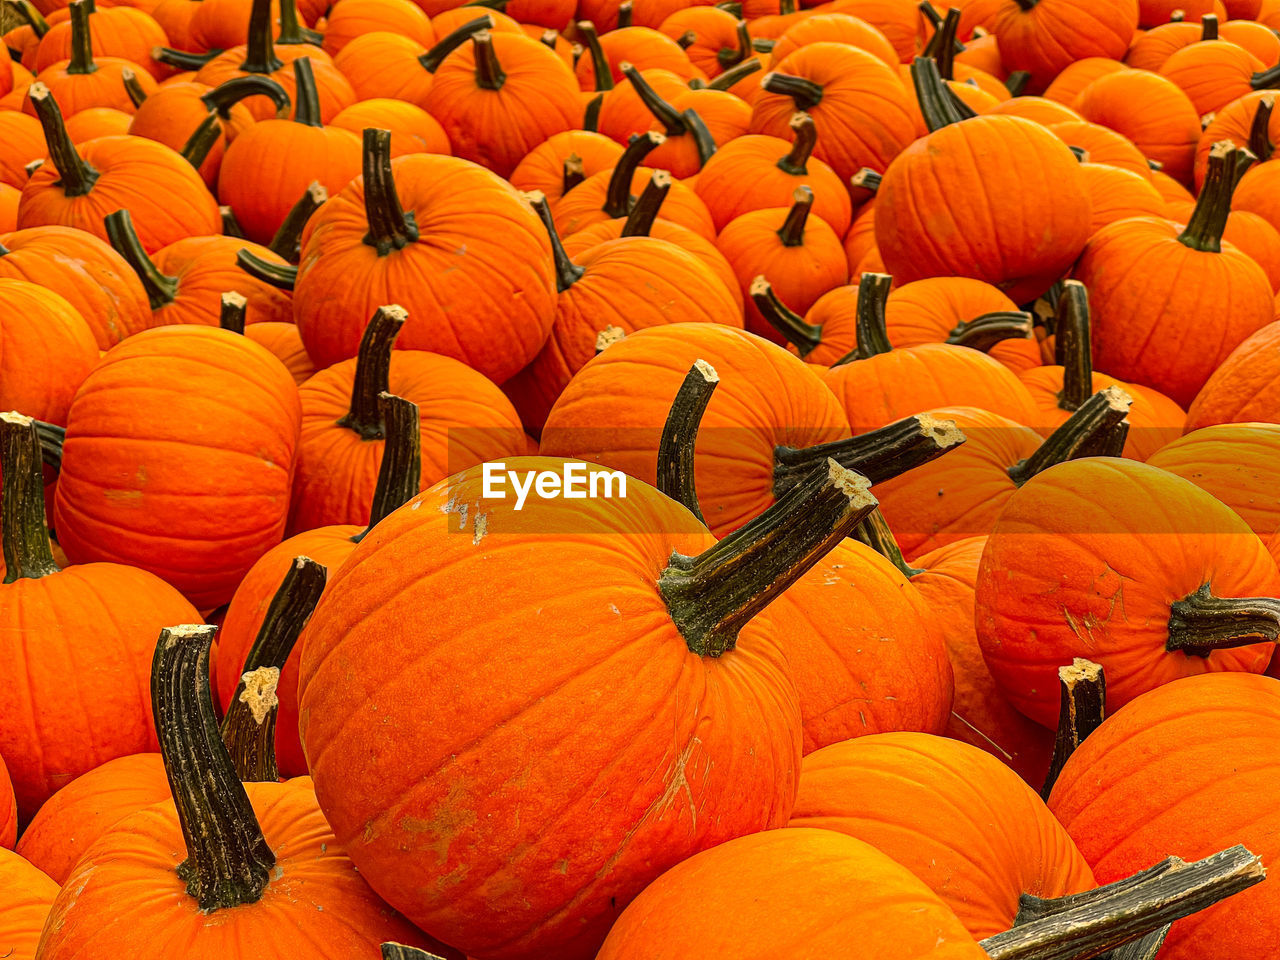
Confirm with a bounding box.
[6,0,1280,955]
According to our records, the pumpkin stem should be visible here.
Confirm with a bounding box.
[0,412,60,583]
[706,56,761,90]
[419,15,493,72]
[472,31,506,90]
[290,57,323,127]
[29,83,100,198]
[268,181,327,263]
[773,412,965,496]
[219,556,326,783]
[984,846,1263,959]
[104,209,179,309]
[32,420,64,473]
[621,170,671,236]
[358,392,422,540]
[275,0,323,46]
[582,93,604,131]
[1248,94,1274,162]
[122,68,148,108]
[240,0,283,73]
[155,47,222,71]
[563,153,586,194]
[656,360,719,524]
[829,271,893,364]
[596,325,625,353]
[603,131,664,218]
[1166,583,1280,657]
[539,29,559,51]
[717,18,750,69]
[622,61,687,134]
[362,128,419,255]
[180,113,223,170]
[219,291,247,333]
[919,1,965,55]
[1054,279,1093,411]
[946,311,1033,352]
[463,0,509,9]
[929,7,962,80]
[1012,0,1037,9]
[1200,13,1218,39]
[383,945,446,960]
[911,56,975,131]
[1006,385,1132,486]
[575,21,614,91]
[716,0,742,15]
[750,275,822,356]
[776,111,816,175]
[1004,70,1031,97]
[762,70,823,110]
[617,0,632,27]
[65,0,96,75]
[526,190,584,292]
[1038,658,1105,800]
[776,185,813,247]
[1179,141,1255,253]
[153,624,277,910]
[338,305,408,440]
[221,205,248,238]
[236,249,297,289]
[659,459,878,657]
[851,167,881,192]
[9,0,50,39]
[1252,60,1280,90]
[850,507,924,579]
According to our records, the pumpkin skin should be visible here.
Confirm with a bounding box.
[0,847,58,960]
[329,99,452,157]
[321,0,434,55]
[15,753,169,884]
[0,112,45,188]
[0,279,100,427]
[575,26,704,89]
[1044,56,1129,103]
[993,0,1138,89]
[508,130,624,202]
[1048,672,1280,959]
[244,322,315,385]
[790,733,1095,937]
[596,828,979,960]
[32,5,167,79]
[770,12,899,68]
[1160,39,1268,116]
[332,31,432,102]
[1047,119,1154,180]
[984,95,1081,124]
[293,152,558,382]
[0,756,14,849]
[53,326,301,610]
[1185,321,1280,428]
[1164,197,1280,294]
[1125,19,1202,71]
[62,108,132,141]
[540,324,851,537]
[656,6,743,77]
[875,115,1091,304]
[297,459,804,960]
[550,162,716,240]
[192,42,356,125]
[976,457,1280,730]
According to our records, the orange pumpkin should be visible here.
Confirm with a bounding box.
[1195,90,1278,189]
[575,23,705,88]
[1160,38,1277,116]
[331,30,432,102]
[993,0,1139,89]
[1047,118,1155,179]
[0,847,58,960]
[32,0,167,79]
[1186,320,1280,428]
[321,0,434,55]
[329,97,451,156]
[508,129,624,201]
[0,279,99,427]
[0,111,45,188]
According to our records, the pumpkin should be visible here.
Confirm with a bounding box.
[575,24,704,89]
[1195,90,1278,189]
[1078,161,1168,233]
[0,847,58,960]
[0,279,99,427]
[0,225,151,349]
[0,112,45,188]
[20,84,221,252]
[331,30,432,102]
[1043,55,1129,102]
[321,0,434,55]
[508,129,624,202]
[32,0,167,79]
[982,94,1082,123]
[63,106,132,141]
[238,320,315,385]
[1222,18,1280,64]
[1165,195,1280,292]
[771,11,898,67]
[1161,38,1279,116]
[53,325,301,610]
[329,98,451,156]
[1074,142,1273,408]
[993,0,1139,89]
[1125,16,1207,70]
[0,756,13,848]
[1047,119,1155,179]
[1186,320,1280,427]
[976,456,1280,729]
[658,6,755,77]
[0,412,201,820]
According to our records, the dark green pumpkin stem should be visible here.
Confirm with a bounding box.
[1166,584,1280,657]
[290,57,323,127]
[851,167,881,192]
[10,0,49,38]
[338,305,407,440]
[419,15,493,72]
[269,181,327,263]
[539,29,559,51]
[153,625,276,911]
[621,171,671,236]
[776,111,816,175]
[65,0,96,75]
[830,271,893,364]
[359,392,421,539]
[716,0,741,15]
[777,185,813,247]
[1252,60,1280,91]
[180,113,223,170]
[382,944,446,960]
[123,68,148,108]
[1179,142,1255,252]
[656,360,719,524]
[762,70,822,110]
[219,291,247,333]
[527,190,583,292]
[675,29,696,49]
[575,20,614,91]
[464,0,508,9]
[947,311,1033,352]
[240,0,283,73]
[33,420,65,473]
[221,205,248,238]
[563,153,586,194]
[236,248,297,290]
[851,507,924,579]
[1012,0,1037,9]
[1039,658,1105,801]
[219,556,326,783]
[930,7,962,80]
[1004,71,1031,97]
[617,0,632,27]
[1248,94,1274,162]
[275,0,323,46]
[1053,279,1093,411]
[582,93,604,131]
[29,83,100,197]
[1,412,60,583]
[912,56,972,131]
[750,275,821,357]
[706,56,760,90]
[155,47,221,70]
[472,31,506,90]
[603,131,664,218]
[773,412,965,496]
[362,128,420,255]
[622,62,687,134]
[718,19,750,69]
[1201,13,1218,40]
[1006,386,1131,486]
[919,1,965,56]
[104,209,179,309]
[659,459,878,657]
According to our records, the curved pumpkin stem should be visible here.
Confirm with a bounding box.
[1040,658,1106,801]
[219,555,327,783]
[1006,385,1132,486]
[946,311,1033,352]
[219,291,247,333]
[1180,141,1255,253]
[776,185,813,247]
[762,69,822,111]
[236,248,298,289]
[603,131,664,218]
[526,190,583,292]
[155,47,221,70]
[472,31,507,90]
[240,0,283,73]
[202,75,292,119]
[359,392,422,540]
[911,55,975,131]
[419,15,494,72]
[29,83,100,198]
[33,420,64,473]
[621,62,686,134]
[104,209,179,309]
[180,113,223,170]
[850,507,923,580]
[221,205,248,238]
[656,359,719,524]
[363,128,420,255]
[776,112,816,175]
[153,624,277,910]
[829,271,893,365]
[0,412,60,583]
[123,68,148,108]
[924,6,961,80]
[1053,280,1094,412]
[1248,94,1274,162]
[1166,584,1280,657]
[717,19,750,69]
[65,0,96,76]
[269,181,327,263]
[575,20,614,91]
[706,56,760,91]
[750,275,821,357]
[660,458,878,657]
[9,0,50,38]
[383,945,447,960]
[338,305,408,441]
[773,412,965,495]
[621,170,671,236]
[290,57,323,127]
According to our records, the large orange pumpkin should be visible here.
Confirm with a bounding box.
[993,0,1138,89]
[0,756,13,848]
[0,847,58,960]
[0,279,99,427]
[1186,320,1280,428]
